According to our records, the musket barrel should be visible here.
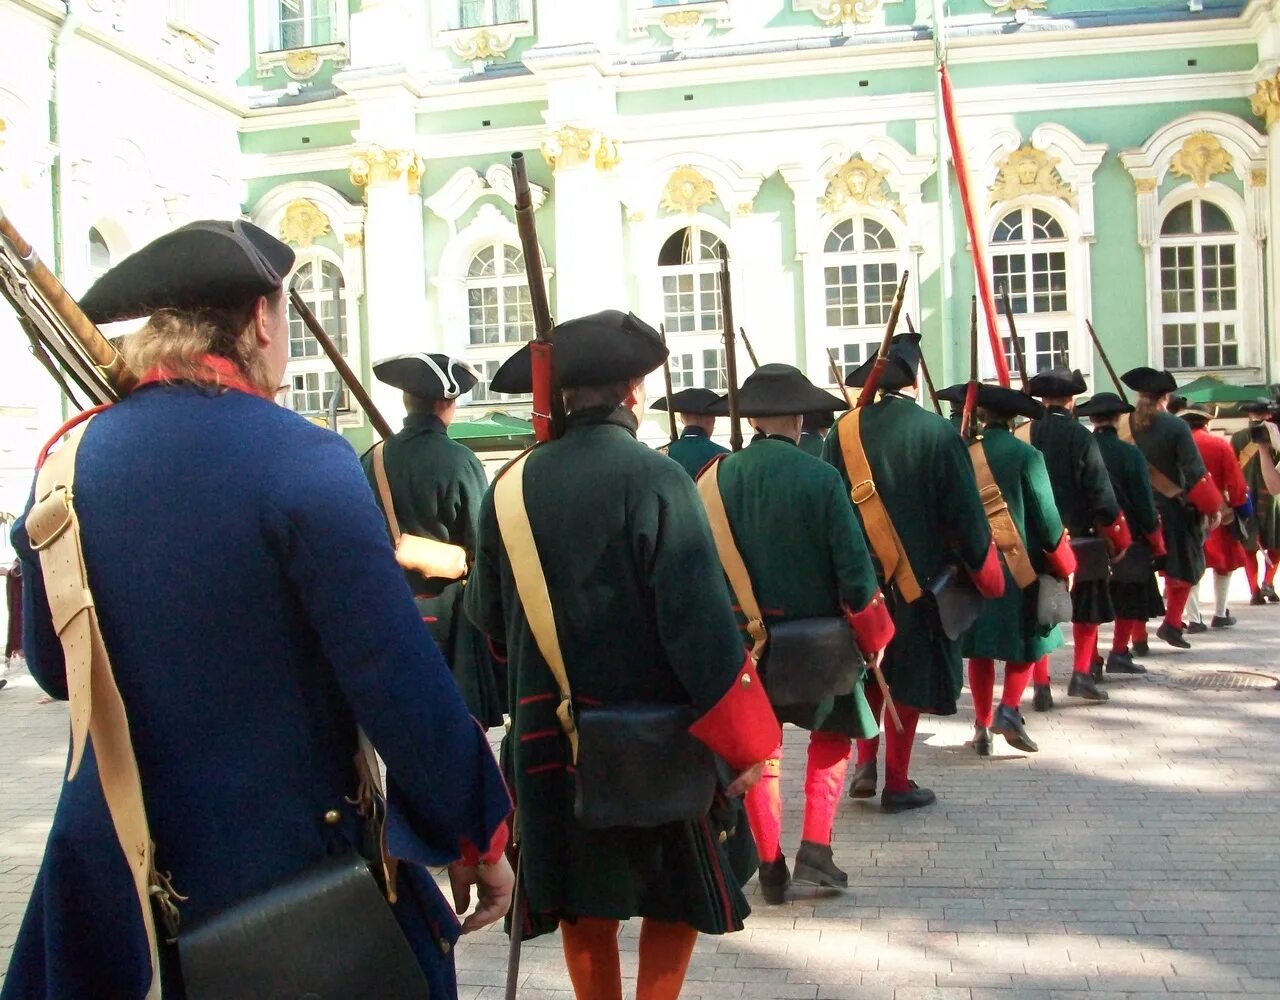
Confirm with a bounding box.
[904,314,941,414]
[856,271,910,407]
[1086,319,1129,404]
[719,249,743,452]
[999,284,1031,393]
[826,347,853,408]
[511,152,563,440]
[659,324,679,444]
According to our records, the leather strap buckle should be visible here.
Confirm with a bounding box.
[27,485,74,551]
[850,479,877,505]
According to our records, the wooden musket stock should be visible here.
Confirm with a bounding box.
[511,152,563,441]
[659,324,679,444]
[1086,319,1129,405]
[855,271,910,407]
[719,249,744,452]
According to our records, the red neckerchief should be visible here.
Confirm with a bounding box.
[136,354,272,400]
[36,356,271,470]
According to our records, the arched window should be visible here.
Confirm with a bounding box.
[285,257,350,416]
[822,216,900,379]
[990,205,1071,375]
[87,228,111,286]
[1158,197,1240,369]
[277,0,333,49]
[657,226,726,391]
[465,241,533,403]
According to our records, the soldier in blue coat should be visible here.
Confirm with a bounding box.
[3,221,513,1000]
[652,387,729,476]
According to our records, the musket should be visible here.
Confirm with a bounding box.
[0,203,129,404]
[960,297,979,440]
[511,152,563,442]
[504,832,523,1000]
[856,271,910,407]
[738,326,760,369]
[999,284,1031,394]
[826,347,853,407]
[288,288,394,440]
[904,314,941,414]
[1086,319,1129,405]
[720,247,744,452]
[659,323,679,444]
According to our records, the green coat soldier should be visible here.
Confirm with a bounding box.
[361,353,505,727]
[936,384,1076,755]
[1076,393,1168,670]
[465,310,780,1000]
[823,334,1005,813]
[1119,367,1223,650]
[798,409,835,457]
[1023,368,1131,709]
[699,365,893,904]
[652,387,728,476]
[1231,399,1280,604]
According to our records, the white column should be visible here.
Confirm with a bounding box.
[1252,71,1280,382]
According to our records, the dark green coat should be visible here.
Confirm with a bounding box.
[1028,406,1122,624]
[1095,425,1165,621]
[798,430,826,457]
[465,407,757,938]
[1129,411,1211,584]
[822,395,995,715]
[662,426,728,478]
[714,435,879,738]
[1232,425,1280,551]
[961,425,1067,663]
[361,412,504,726]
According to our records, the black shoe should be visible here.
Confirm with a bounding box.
[1090,657,1106,683]
[1251,592,1267,606]
[1210,613,1237,628]
[793,841,848,888]
[1105,651,1147,675]
[848,760,877,799]
[0,678,6,692]
[973,726,992,756]
[1132,640,1150,657]
[1067,672,1109,702]
[1157,622,1191,649]
[1263,584,1280,603]
[1032,684,1053,713]
[881,782,936,814]
[1186,620,1208,635]
[992,703,1039,753]
[758,855,791,905]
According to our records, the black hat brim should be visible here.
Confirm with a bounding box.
[373,354,479,399]
[1027,368,1088,398]
[1075,393,1135,418]
[1120,366,1178,395]
[843,334,921,392]
[937,382,1044,420]
[79,220,295,323]
[652,387,722,415]
[707,364,849,417]
[489,311,667,393]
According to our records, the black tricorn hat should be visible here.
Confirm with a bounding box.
[374,353,479,400]
[1075,392,1135,418]
[1167,393,1188,414]
[936,382,1045,421]
[79,220,296,323]
[802,409,837,433]
[1121,366,1178,396]
[489,310,667,393]
[1177,402,1217,422]
[708,364,849,418]
[652,387,722,415]
[844,333,921,392]
[1026,366,1087,398]
[1240,397,1273,415]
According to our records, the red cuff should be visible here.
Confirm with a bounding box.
[460,819,510,866]
[688,654,781,771]
[843,594,894,656]
[1043,531,1076,579]
[966,541,1006,599]
[1146,525,1167,558]
[1187,473,1224,517]
[1101,512,1132,558]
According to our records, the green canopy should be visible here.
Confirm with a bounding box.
[1176,375,1269,406]
[448,411,535,449]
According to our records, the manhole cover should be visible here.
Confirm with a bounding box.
[1181,671,1278,691]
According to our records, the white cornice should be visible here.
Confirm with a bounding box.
[240,101,359,133]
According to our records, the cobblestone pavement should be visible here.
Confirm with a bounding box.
[3,593,1279,999]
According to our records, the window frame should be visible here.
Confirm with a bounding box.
[282,250,363,427]
[462,239,535,405]
[656,224,731,394]
[1155,194,1244,372]
[820,213,906,386]
[254,0,350,76]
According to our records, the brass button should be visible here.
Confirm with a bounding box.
[439,939,452,955]
[323,809,341,826]
[741,672,752,687]
[717,830,728,845]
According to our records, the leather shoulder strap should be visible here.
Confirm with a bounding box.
[969,440,1036,590]
[1239,441,1260,471]
[371,441,402,546]
[695,457,767,661]
[836,410,922,603]
[1122,414,1184,499]
[26,419,164,1000]
[492,449,579,762]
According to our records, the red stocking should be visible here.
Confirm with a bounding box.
[802,732,852,844]
[967,658,996,728]
[1001,662,1033,709]
[1265,551,1279,586]
[1072,622,1099,675]
[1032,654,1050,686]
[882,701,921,793]
[1164,580,1192,628]
[1244,557,1261,596]
[742,746,783,862]
[1111,619,1135,654]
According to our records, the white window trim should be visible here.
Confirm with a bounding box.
[432,0,535,58]
[254,0,350,78]
[650,220,733,394]
[284,247,364,429]
[1149,185,1257,375]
